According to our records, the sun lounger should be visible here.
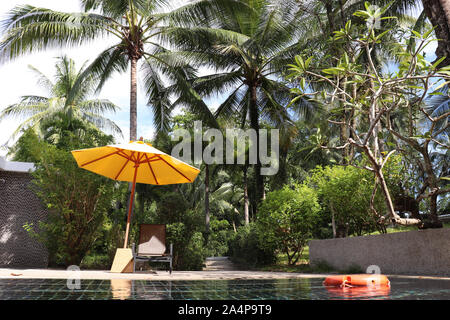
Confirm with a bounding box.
[132,224,173,274]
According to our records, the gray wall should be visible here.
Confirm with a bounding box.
[0,171,48,268]
[309,228,450,276]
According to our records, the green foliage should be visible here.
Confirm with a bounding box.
[286,5,449,227]
[229,224,277,268]
[139,189,207,271]
[17,128,115,267]
[165,213,207,271]
[6,1,450,271]
[204,218,235,257]
[9,128,48,163]
[256,184,320,265]
[308,164,385,237]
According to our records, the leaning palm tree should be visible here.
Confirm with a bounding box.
[0,55,121,141]
[158,0,314,204]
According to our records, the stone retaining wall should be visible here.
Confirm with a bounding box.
[0,170,48,268]
[309,228,450,276]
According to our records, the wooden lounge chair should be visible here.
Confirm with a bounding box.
[132,224,173,274]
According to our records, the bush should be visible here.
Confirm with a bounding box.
[257,184,320,265]
[229,224,277,268]
[20,132,115,267]
[204,218,235,257]
[166,220,206,270]
[308,164,387,237]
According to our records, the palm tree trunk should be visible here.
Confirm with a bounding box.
[243,164,249,225]
[130,56,138,141]
[205,164,210,233]
[123,56,138,248]
[249,83,264,205]
[422,0,450,66]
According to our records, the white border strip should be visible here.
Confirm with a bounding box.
[0,157,35,172]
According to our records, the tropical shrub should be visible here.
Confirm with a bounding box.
[256,184,320,265]
[204,218,234,257]
[308,165,384,238]
[229,224,277,268]
[166,217,206,271]
[18,129,115,267]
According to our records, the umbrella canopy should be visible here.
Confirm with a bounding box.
[71,140,199,185]
[71,140,200,248]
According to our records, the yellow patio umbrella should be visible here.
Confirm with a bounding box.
[71,139,200,249]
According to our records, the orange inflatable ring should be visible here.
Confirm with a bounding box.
[323,274,390,287]
[325,285,391,298]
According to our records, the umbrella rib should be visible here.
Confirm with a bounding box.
[144,153,159,185]
[115,154,132,180]
[136,152,144,164]
[116,149,132,161]
[157,155,192,182]
[80,150,119,167]
[137,155,159,164]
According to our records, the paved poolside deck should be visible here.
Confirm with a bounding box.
[0,268,330,280]
[1,268,450,281]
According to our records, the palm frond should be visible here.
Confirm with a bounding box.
[159,0,253,28]
[214,84,246,120]
[80,111,123,137]
[27,65,54,95]
[0,5,111,63]
[78,44,129,95]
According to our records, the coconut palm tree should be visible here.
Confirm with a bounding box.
[157,0,315,204]
[0,55,121,141]
[0,0,220,141]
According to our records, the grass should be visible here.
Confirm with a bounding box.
[257,249,365,274]
[365,221,450,236]
[257,246,330,274]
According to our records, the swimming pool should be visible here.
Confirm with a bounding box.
[0,277,449,300]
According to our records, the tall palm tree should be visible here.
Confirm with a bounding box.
[159,0,314,204]
[0,55,121,140]
[0,0,216,141]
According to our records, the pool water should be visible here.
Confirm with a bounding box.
[0,277,450,300]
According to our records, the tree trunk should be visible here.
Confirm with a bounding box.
[422,0,450,66]
[123,56,138,248]
[429,193,440,225]
[420,148,443,227]
[324,0,335,37]
[243,164,249,225]
[330,202,337,238]
[130,56,138,141]
[371,158,422,226]
[323,1,351,163]
[249,83,264,206]
[205,164,210,233]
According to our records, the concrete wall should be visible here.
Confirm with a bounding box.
[309,228,450,276]
[0,170,48,268]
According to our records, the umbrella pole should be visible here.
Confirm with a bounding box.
[123,165,139,248]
